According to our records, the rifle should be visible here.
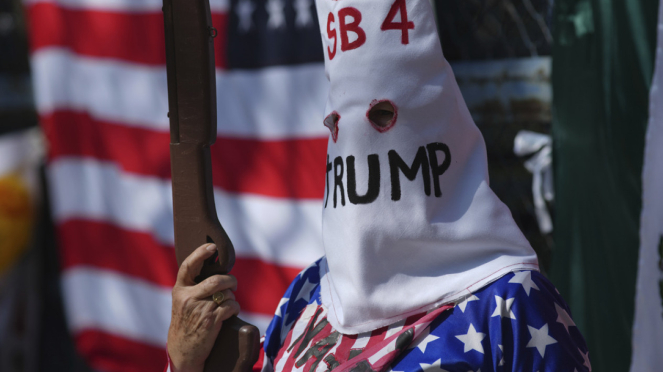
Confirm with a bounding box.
[162,1,261,371]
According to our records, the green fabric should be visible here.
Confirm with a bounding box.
[551,0,658,371]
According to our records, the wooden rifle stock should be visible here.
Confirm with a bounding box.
[162,1,260,371]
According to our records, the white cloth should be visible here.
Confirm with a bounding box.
[630,0,663,369]
[513,130,554,234]
[315,0,539,334]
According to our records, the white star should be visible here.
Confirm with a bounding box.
[456,295,479,313]
[412,327,440,354]
[295,278,315,303]
[455,324,486,354]
[235,0,255,32]
[579,349,592,371]
[508,271,540,296]
[293,0,312,28]
[491,296,516,319]
[498,344,504,366]
[266,0,286,29]
[274,297,289,317]
[419,358,449,372]
[525,323,557,358]
[555,303,576,333]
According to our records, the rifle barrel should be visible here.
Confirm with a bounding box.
[163,0,261,370]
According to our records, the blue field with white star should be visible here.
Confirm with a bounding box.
[264,260,591,372]
[391,271,591,372]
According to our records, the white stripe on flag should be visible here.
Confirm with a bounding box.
[384,318,406,339]
[48,157,324,267]
[32,49,329,138]
[215,63,329,139]
[352,331,372,350]
[32,49,168,130]
[62,267,172,346]
[24,0,229,12]
[275,305,321,372]
[62,267,276,346]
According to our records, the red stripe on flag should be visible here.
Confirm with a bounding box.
[41,111,327,199]
[58,219,179,287]
[42,111,173,178]
[26,3,228,68]
[331,332,358,362]
[232,257,303,315]
[364,326,390,350]
[215,136,327,201]
[58,219,303,315]
[76,329,166,372]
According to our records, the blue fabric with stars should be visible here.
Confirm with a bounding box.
[263,259,324,363]
[262,258,591,372]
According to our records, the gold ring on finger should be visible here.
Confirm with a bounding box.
[212,291,225,305]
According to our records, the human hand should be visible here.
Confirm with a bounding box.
[167,243,240,372]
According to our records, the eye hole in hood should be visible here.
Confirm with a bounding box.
[367,100,397,132]
[324,111,341,142]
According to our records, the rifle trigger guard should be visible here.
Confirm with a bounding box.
[209,27,218,38]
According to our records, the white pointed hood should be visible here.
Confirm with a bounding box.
[315,0,539,334]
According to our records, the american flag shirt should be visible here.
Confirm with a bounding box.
[261,259,591,372]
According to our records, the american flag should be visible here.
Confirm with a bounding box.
[263,261,592,372]
[25,0,328,370]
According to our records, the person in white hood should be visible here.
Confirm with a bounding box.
[166,0,591,371]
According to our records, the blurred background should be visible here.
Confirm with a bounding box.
[1,0,662,371]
